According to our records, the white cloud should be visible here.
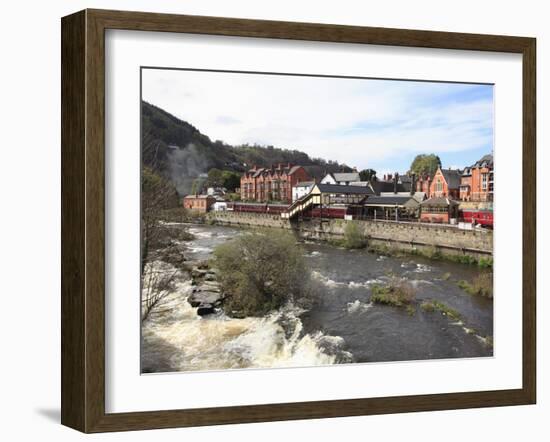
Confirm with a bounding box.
[142,69,493,170]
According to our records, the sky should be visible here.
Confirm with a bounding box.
[142,68,494,175]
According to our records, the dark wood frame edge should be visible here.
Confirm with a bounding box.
[61,9,536,433]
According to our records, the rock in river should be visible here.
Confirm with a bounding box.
[197,304,215,316]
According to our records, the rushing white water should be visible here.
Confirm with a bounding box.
[141,223,493,372]
[141,277,348,373]
[346,300,372,314]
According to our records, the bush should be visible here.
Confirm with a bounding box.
[457,273,493,299]
[212,230,311,317]
[371,278,416,307]
[343,221,366,249]
[478,257,493,268]
[421,300,461,321]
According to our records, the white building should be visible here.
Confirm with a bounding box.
[212,201,229,211]
[320,172,361,186]
[292,181,315,202]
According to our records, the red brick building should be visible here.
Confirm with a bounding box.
[415,174,433,194]
[428,167,461,199]
[183,194,216,213]
[240,163,311,202]
[459,154,493,202]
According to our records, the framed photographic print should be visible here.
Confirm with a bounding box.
[61,9,536,433]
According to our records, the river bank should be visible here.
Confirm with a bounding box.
[141,223,493,373]
[207,211,493,264]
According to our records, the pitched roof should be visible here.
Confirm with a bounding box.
[473,154,494,168]
[440,168,461,189]
[252,168,265,178]
[333,172,360,182]
[315,183,374,195]
[288,165,303,175]
[398,174,412,183]
[421,196,458,207]
[295,181,316,187]
[371,181,409,194]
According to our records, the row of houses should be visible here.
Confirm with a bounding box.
[416,154,493,202]
[239,154,493,204]
[183,154,493,227]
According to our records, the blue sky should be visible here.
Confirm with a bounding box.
[142,69,494,175]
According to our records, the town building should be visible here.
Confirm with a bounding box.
[183,194,216,213]
[415,174,433,194]
[373,172,413,194]
[282,183,374,219]
[320,172,361,186]
[292,181,316,202]
[212,201,229,212]
[420,197,459,223]
[363,195,420,220]
[240,163,312,202]
[428,167,461,199]
[459,154,493,202]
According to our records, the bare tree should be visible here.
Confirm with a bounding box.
[141,264,179,321]
[141,132,179,274]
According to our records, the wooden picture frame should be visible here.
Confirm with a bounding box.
[61,8,536,433]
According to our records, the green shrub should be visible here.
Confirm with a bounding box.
[457,273,493,299]
[478,257,493,268]
[421,300,461,321]
[423,246,442,260]
[371,279,416,307]
[212,230,310,317]
[343,221,367,249]
[420,301,435,313]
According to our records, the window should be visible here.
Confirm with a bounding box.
[481,173,488,190]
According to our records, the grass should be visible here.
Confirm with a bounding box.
[371,279,416,307]
[420,300,461,321]
[368,241,492,268]
[457,273,493,299]
[477,257,493,268]
[342,221,367,249]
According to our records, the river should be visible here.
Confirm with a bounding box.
[141,223,493,373]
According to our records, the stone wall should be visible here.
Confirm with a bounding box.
[208,211,493,257]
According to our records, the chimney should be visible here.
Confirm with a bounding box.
[393,172,398,194]
[410,173,416,196]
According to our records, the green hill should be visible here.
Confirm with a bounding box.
[141,101,348,194]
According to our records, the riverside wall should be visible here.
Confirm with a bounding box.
[208,211,493,257]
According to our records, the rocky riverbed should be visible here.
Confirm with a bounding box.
[141,223,493,374]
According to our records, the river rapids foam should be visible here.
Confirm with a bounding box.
[141,275,352,373]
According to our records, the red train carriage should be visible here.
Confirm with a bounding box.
[304,206,348,219]
[459,209,494,229]
[229,202,289,214]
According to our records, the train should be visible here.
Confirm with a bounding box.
[226,201,493,228]
[228,202,289,215]
[459,209,494,229]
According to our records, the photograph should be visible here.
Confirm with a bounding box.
[140,67,495,374]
